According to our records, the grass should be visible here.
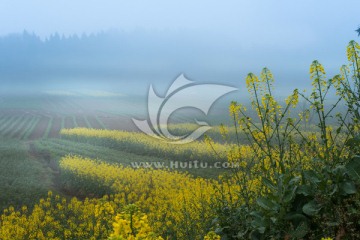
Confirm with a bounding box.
[0,138,51,210]
[20,116,40,140]
[43,117,53,138]
[84,116,92,128]
[34,138,227,178]
[0,115,17,134]
[8,115,29,138]
[95,116,107,129]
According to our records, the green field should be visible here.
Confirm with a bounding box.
[0,95,231,210]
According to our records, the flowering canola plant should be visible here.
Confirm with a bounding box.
[0,154,241,240]
[59,155,241,239]
[60,128,228,162]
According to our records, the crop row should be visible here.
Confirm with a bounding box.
[34,138,224,178]
[0,113,107,140]
[60,128,230,163]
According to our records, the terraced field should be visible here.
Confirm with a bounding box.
[0,112,109,140]
[0,94,230,211]
[0,95,147,140]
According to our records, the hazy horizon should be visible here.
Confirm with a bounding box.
[0,1,359,97]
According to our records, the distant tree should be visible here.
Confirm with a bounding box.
[356,26,360,36]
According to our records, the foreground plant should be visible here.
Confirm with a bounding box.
[109,204,163,240]
[209,40,360,239]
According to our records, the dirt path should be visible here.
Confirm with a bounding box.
[27,142,81,199]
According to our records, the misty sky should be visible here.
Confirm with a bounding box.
[0,0,359,95]
[0,1,358,40]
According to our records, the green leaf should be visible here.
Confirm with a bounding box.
[256,197,278,211]
[285,213,307,224]
[250,211,263,219]
[297,185,313,196]
[284,186,298,203]
[329,184,338,196]
[251,215,267,234]
[289,176,301,185]
[302,200,321,216]
[340,181,357,195]
[262,177,277,191]
[332,165,347,175]
[346,156,360,181]
[290,221,309,238]
[304,170,321,184]
[257,226,266,234]
[250,211,265,227]
[250,230,261,240]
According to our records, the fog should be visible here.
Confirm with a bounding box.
[0,29,356,99]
